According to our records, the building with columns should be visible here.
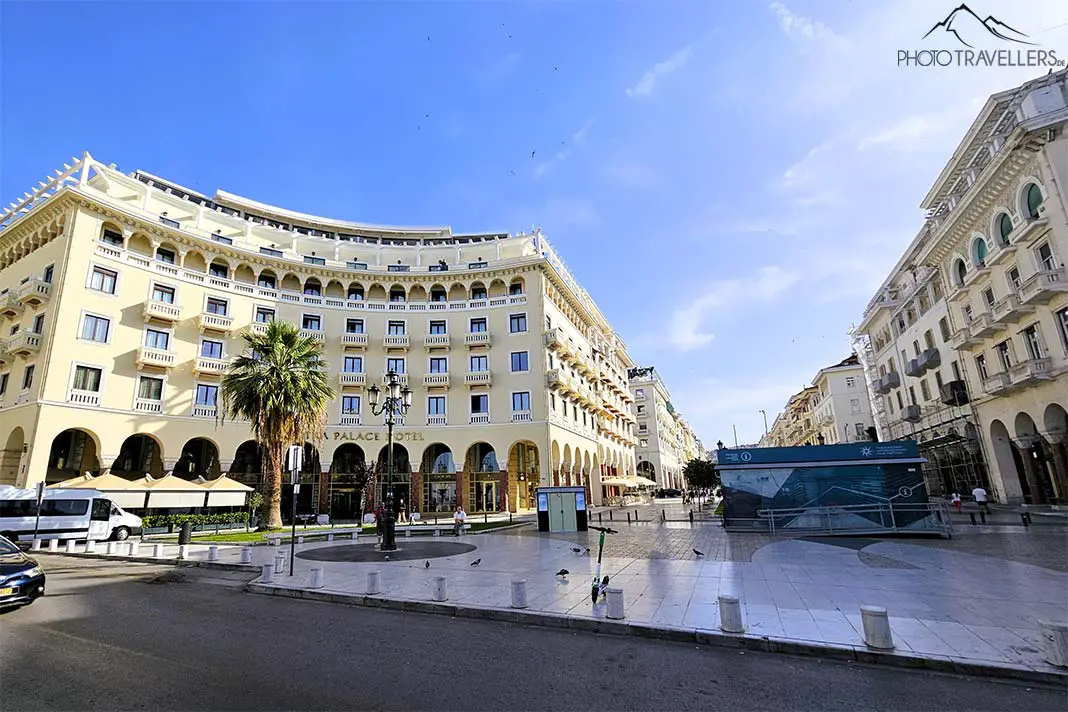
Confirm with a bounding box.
[0,153,641,518]
[856,69,1068,504]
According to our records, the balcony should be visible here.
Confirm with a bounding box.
[939,379,970,406]
[982,372,1012,396]
[383,334,410,350]
[192,405,218,419]
[17,278,51,306]
[544,328,566,350]
[904,358,923,378]
[7,332,42,357]
[511,410,533,423]
[967,312,999,340]
[342,333,368,348]
[0,292,21,318]
[469,413,490,424]
[133,398,164,414]
[380,373,409,387]
[872,372,900,394]
[1010,215,1049,245]
[424,373,451,388]
[68,390,101,407]
[1019,267,1067,305]
[198,312,233,333]
[990,293,1033,324]
[949,325,981,350]
[136,346,176,370]
[300,329,326,342]
[546,369,573,393]
[143,300,181,323]
[426,415,448,426]
[339,372,367,387]
[1009,357,1052,386]
[902,405,922,423]
[194,356,230,376]
[339,414,361,426]
[424,334,451,349]
[465,371,492,387]
[464,332,491,348]
[249,322,270,335]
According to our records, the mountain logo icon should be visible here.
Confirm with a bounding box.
[922,4,1036,48]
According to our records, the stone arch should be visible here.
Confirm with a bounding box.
[111,434,164,478]
[183,251,208,273]
[508,440,540,510]
[388,284,407,302]
[303,277,322,296]
[421,443,457,513]
[1019,179,1046,220]
[488,279,507,298]
[448,283,467,302]
[229,440,263,489]
[347,282,365,301]
[47,428,101,483]
[421,443,456,474]
[953,258,967,286]
[328,443,368,521]
[100,221,126,246]
[127,233,153,257]
[465,442,500,512]
[1042,404,1068,502]
[325,279,345,298]
[208,257,231,279]
[375,443,412,513]
[234,263,256,284]
[970,234,988,267]
[257,269,277,289]
[1,427,25,486]
[177,437,221,478]
[408,284,427,302]
[367,283,387,301]
[470,281,488,301]
[562,444,573,485]
[429,283,447,302]
[155,240,179,262]
[509,276,526,295]
[551,440,562,486]
[280,273,301,292]
[992,210,1014,247]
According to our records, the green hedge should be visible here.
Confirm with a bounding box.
[141,511,250,529]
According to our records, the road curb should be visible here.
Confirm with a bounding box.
[35,551,257,573]
[244,582,1067,685]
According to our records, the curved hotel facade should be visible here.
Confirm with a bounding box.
[0,154,644,518]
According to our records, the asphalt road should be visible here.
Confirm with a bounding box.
[1,557,1064,712]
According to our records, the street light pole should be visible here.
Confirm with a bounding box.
[367,371,412,552]
[759,409,769,437]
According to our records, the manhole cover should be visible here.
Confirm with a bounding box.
[297,541,476,563]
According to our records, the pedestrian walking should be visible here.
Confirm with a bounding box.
[951,492,962,513]
[971,486,990,514]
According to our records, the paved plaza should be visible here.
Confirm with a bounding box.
[53,514,1068,679]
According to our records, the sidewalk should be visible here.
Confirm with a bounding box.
[49,529,1068,684]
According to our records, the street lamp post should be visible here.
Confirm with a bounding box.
[367,370,412,552]
[759,409,769,438]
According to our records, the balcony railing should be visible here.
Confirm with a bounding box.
[511,411,532,423]
[424,373,451,387]
[192,405,218,418]
[939,380,969,406]
[967,312,999,340]
[380,373,409,386]
[143,300,181,323]
[464,332,491,347]
[465,371,492,386]
[470,413,490,424]
[0,292,22,317]
[194,356,230,375]
[339,372,367,387]
[982,372,1012,395]
[7,332,41,357]
[342,333,368,347]
[17,278,50,306]
[990,293,1032,324]
[134,398,164,413]
[136,346,176,369]
[424,334,451,348]
[68,390,101,407]
[339,414,361,426]
[383,334,410,349]
[1019,267,1067,305]
[426,415,448,426]
[198,312,233,332]
[249,322,270,335]
[1009,357,1052,385]
[873,372,900,394]
[299,329,325,341]
[902,404,922,422]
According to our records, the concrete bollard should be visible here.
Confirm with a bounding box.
[352,532,359,541]
[128,542,139,557]
[433,529,440,537]
[511,579,529,609]
[297,535,304,544]
[105,541,116,555]
[178,544,189,560]
[605,588,625,620]
[274,553,285,574]
[367,570,381,595]
[240,546,252,564]
[1039,621,1068,668]
[65,539,76,553]
[261,562,275,584]
[31,539,42,551]
[85,539,97,554]
[154,544,165,558]
[405,529,411,538]
[310,567,325,589]
[49,539,60,553]
[860,606,895,650]
[208,545,219,561]
[432,575,448,602]
[327,533,334,542]
[719,595,745,633]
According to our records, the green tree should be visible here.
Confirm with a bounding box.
[221,321,334,529]
[682,458,720,490]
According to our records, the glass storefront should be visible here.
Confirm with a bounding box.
[423,473,457,513]
[470,479,499,513]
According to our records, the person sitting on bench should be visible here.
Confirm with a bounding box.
[453,506,467,536]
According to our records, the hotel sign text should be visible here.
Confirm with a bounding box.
[327,430,426,443]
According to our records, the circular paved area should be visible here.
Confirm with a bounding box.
[297,541,476,563]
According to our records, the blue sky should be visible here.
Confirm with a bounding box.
[3,1,1067,447]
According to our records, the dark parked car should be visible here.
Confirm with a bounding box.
[0,534,45,609]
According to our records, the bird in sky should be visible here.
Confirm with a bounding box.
[425,560,431,569]
[470,559,481,567]
[693,549,705,557]
[556,569,569,577]
[531,150,536,158]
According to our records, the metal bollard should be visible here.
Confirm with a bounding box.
[65,539,76,553]
[367,570,381,595]
[310,567,325,589]
[240,546,252,564]
[627,512,631,524]
[274,553,285,574]
[1039,621,1068,668]
[662,509,666,522]
[49,539,59,553]
[969,512,977,525]
[31,539,42,551]
[634,509,639,522]
[261,562,275,584]
[208,545,219,561]
[719,595,745,633]
[297,535,304,545]
[85,539,97,554]
[860,606,895,650]
[128,542,140,557]
[609,510,613,521]
[432,575,448,602]
[327,533,334,542]
[598,512,603,524]
[689,510,694,523]
[178,544,190,560]
[605,588,625,620]
[1021,513,1030,527]
[154,544,165,558]
[511,579,528,609]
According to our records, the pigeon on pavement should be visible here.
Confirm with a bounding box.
[425,560,431,569]
[470,559,481,567]
[570,546,584,555]
[693,549,705,557]
[556,569,569,577]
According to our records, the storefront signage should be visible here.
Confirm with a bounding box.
[326,430,426,443]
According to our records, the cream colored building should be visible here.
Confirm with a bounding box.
[810,355,876,445]
[857,69,1068,504]
[627,366,691,489]
[0,153,640,518]
[762,386,820,448]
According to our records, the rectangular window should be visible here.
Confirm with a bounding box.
[211,234,233,245]
[144,328,170,350]
[951,361,961,381]
[346,318,365,334]
[509,283,523,295]
[195,384,218,406]
[258,274,277,289]
[428,396,446,415]
[635,388,645,399]
[429,357,448,373]
[101,229,123,247]
[509,313,527,333]
[209,263,229,278]
[550,393,555,410]
[73,365,102,392]
[343,356,363,373]
[511,351,529,372]
[255,307,275,323]
[934,371,944,390]
[1057,308,1068,353]
[920,379,931,401]
[975,354,988,381]
[302,314,321,331]
[201,340,223,359]
[855,423,865,438]
[155,247,176,264]
[80,314,111,343]
[32,314,45,334]
[342,395,361,414]
[469,318,487,333]
[21,365,34,390]
[512,392,531,411]
[1008,267,1022,292]
[43,265,54,283]
[471,285,487,301]
[938,317,951,342]
[138,376,163,400]
[304,282,322,296]
[429,321,447,335]
[388,321,406,335]
[470,394,488,414]
[470,355,488,372]
[89,266,117,294]
[304,256,326,266]
[850,398,861,413]
[1021,324,1044,361]
[995,341,1012,371]
[845,376,856,389]
[983,288,995,308]
[387,358,406,374]
[0,373,7,396]
[206,297,228,316]
[151,284,175,303]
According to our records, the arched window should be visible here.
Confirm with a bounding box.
[972,237,988,267]
[997,213,1013,245]
[954,259,967,286]
[1025,183,1044,219]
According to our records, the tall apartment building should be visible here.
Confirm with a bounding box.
[0,153,640,518]
[762,386,820,448]
[856,69,1068,504]
[627,366,698,489]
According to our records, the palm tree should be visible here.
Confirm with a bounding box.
[221,321,334,529]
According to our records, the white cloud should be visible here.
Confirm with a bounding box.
[625,45,693,98]
[535,118,596,177]
[769,2,849,50]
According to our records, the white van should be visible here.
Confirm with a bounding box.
[0,486,143,542]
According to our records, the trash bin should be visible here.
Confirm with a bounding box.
[178,521,193,545]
